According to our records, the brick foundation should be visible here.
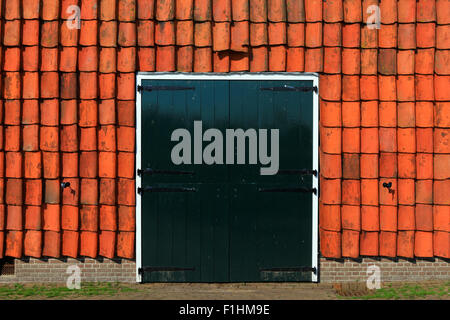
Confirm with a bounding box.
[319,257,450,283]
[1,257,448,283]
[0,258,136,283]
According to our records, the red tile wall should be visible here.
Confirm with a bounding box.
[0,0,448,261]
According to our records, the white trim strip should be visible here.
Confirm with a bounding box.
[135,72,319,283]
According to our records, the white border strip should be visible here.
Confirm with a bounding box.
[135,72,320,283]
[135,76,143,282]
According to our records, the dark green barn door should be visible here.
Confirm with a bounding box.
[138,78,316,282]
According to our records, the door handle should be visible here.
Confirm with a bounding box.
[258,187,317,195]
[138,186,197,195]
[137,168,195,176]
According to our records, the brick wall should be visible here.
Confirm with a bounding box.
[0,258,136,283]
[1,257,448,283]
[319,257,450,282]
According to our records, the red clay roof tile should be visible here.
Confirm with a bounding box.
[249,0,267,22]
[42,0,60,20]
[286,0,304,22]
[398,179,415,205]
[117,152,134,178]
[397,230,414,257]
[79,230,98,257]
[360,127,378,153]
[304,48,322,72]
[414,231,433,257]
[195,0,212,21]
[434,102,450,127]
[99,74,117,99]
[319,202,341,231]
[99,152,117,178]
[80,20,99,45]
[342,75,360,101]
[379,231,397,257]
[359,231,378,255]
[138,46,156,70]
[118,206,136,231]
[416,179,433,204]
[380,206,397,232]
[286,47,304,71]
[342,180,361,205]
[100,179,116,205]
[436,0,450,24]
[60,125,79,152]
[433,205,450,232]
[342,128,360,153]
[137,20,155,46]
[319,229,341,258]
[398,0,416,23]
[304,0,322,22]
[360,179,378,206]
[342,23,360,48]
[5,231,23,258]
[117,178,136,206]
[81,0,99,19]
[321,153,342,179]
[213,22,230,50]
[42,152,60,179]
[342,154,359,179]
[23,0,41,19]
[320,100,341,127]
[213,0,231,21]
[415,204,433,231]
[24,230,41,257]
[99,0,117,20]
[80,152,98,178]
[398,153,416,178]
[319,177,341,204]
[341,205,361,231]
[417,0,436,22]
[342,229,359,258]
[6,205,23,231]
[119,0,137,21]
[360,154,378,178]
[398,206,415,231]
[61,230,78,257]
[62,153,79,177]
[24,206,41,230]
[22,73,39,99]
[268,0,286,22]
[416,153,433,180]
[195,22,213,46]
[194,47,213,71]
[231,0,249,21]
[100,205,117,231]
[341,101,359,127]
[22,125,39,152]
[99,230,116,258]
[380,0,397,24]
[323,22,341,46]
[433,231,450,258]
[24,152,42,179]
[116,231,135,258]
[43,204,60,231]
[397,50,414,75]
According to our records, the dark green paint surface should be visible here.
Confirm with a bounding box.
[140,79,314,282]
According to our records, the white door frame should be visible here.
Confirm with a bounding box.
[135,72,319,282]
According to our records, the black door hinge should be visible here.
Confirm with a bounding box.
[137,168,195,176]
[258,187,317,195]
[260,267,317,274]
[137,85,195,92]
[261,85,318,93]
[277,169,318,176]
[137,186,197,195]
[138,266,195,275]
